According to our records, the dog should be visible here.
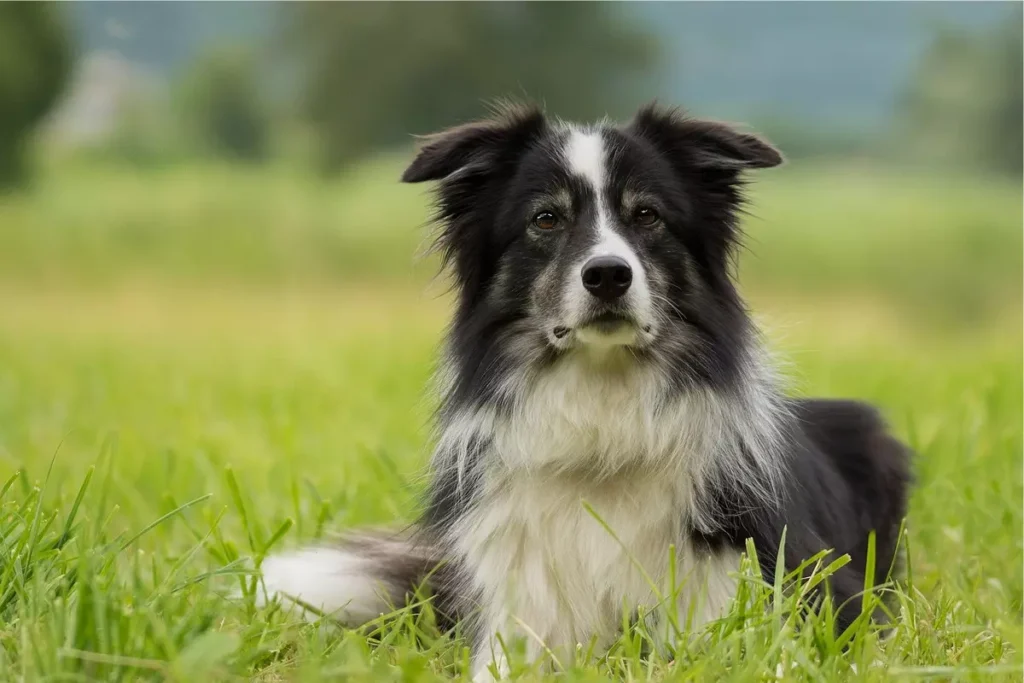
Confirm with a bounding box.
[259,103,912,680]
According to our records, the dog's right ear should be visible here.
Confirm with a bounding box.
[401,102,546,183]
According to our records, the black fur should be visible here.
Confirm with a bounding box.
[262,103,912,668]
[402,102,911,639]
[692,399,911,632]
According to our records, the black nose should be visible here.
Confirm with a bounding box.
[581,255,632,301]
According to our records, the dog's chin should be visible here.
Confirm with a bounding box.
[576,317,638,347]
[549,313,655,351]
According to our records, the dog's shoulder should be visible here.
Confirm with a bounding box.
[789,397,913,488]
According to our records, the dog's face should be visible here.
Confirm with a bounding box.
[404,104,781,391]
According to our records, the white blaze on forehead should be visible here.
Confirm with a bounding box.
[559,126,653,337]
[563,127,607,193]
[562,127,646,276]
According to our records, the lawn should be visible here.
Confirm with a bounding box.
[0,161,1019,681]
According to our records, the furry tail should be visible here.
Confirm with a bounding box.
[259,529,446,626]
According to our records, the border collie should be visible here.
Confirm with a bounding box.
[260,103,912,680]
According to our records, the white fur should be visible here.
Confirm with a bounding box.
[438,350,787,520]
[259,548,394,624]
[435,350,786,679]
[562,127,605,191]
[261,344,787,679]
[460,472,742,679]
[561,127,654,338]
[259,118,797,683]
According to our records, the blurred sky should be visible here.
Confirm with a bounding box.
[67,1,1016,131]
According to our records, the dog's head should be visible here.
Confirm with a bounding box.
[404,103,781,389]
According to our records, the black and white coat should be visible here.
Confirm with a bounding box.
[260,103,912,681]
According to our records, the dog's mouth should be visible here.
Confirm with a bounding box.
[551,312,654,347]
[584,311,635,333]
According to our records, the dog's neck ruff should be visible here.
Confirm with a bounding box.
[433,340,789,532]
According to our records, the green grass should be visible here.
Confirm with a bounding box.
[0,285,1019,681]
[1,158,1020,321]
[0,159,1020,680]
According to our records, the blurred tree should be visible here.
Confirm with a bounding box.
[283,3,659,173]
[178,47,270,162]
[0,3,72,187]
[103,87,182,168]
[898,10,1022,176]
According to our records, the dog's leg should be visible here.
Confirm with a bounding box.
[471,641,511,683]
[650,549,741,657]
[469,608,568,682]
[468,607,531,682]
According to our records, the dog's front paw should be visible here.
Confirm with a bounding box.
[471,653,510,682]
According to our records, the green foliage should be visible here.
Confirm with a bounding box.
[0,3,72,187]
[99,88,184,169]
[178,47,270,163]
[898,9,1023,176]
[283,3,659,173]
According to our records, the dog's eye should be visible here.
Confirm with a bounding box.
[634,207,660,227]
[532,211,560,230]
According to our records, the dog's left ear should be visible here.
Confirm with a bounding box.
[402,102,546,183]
[630,103,783,171]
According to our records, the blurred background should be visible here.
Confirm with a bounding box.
[0,1,1019,324]
[0,6,1020,672]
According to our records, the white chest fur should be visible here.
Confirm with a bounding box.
[456,472,741,679]
[438,354,748,676]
